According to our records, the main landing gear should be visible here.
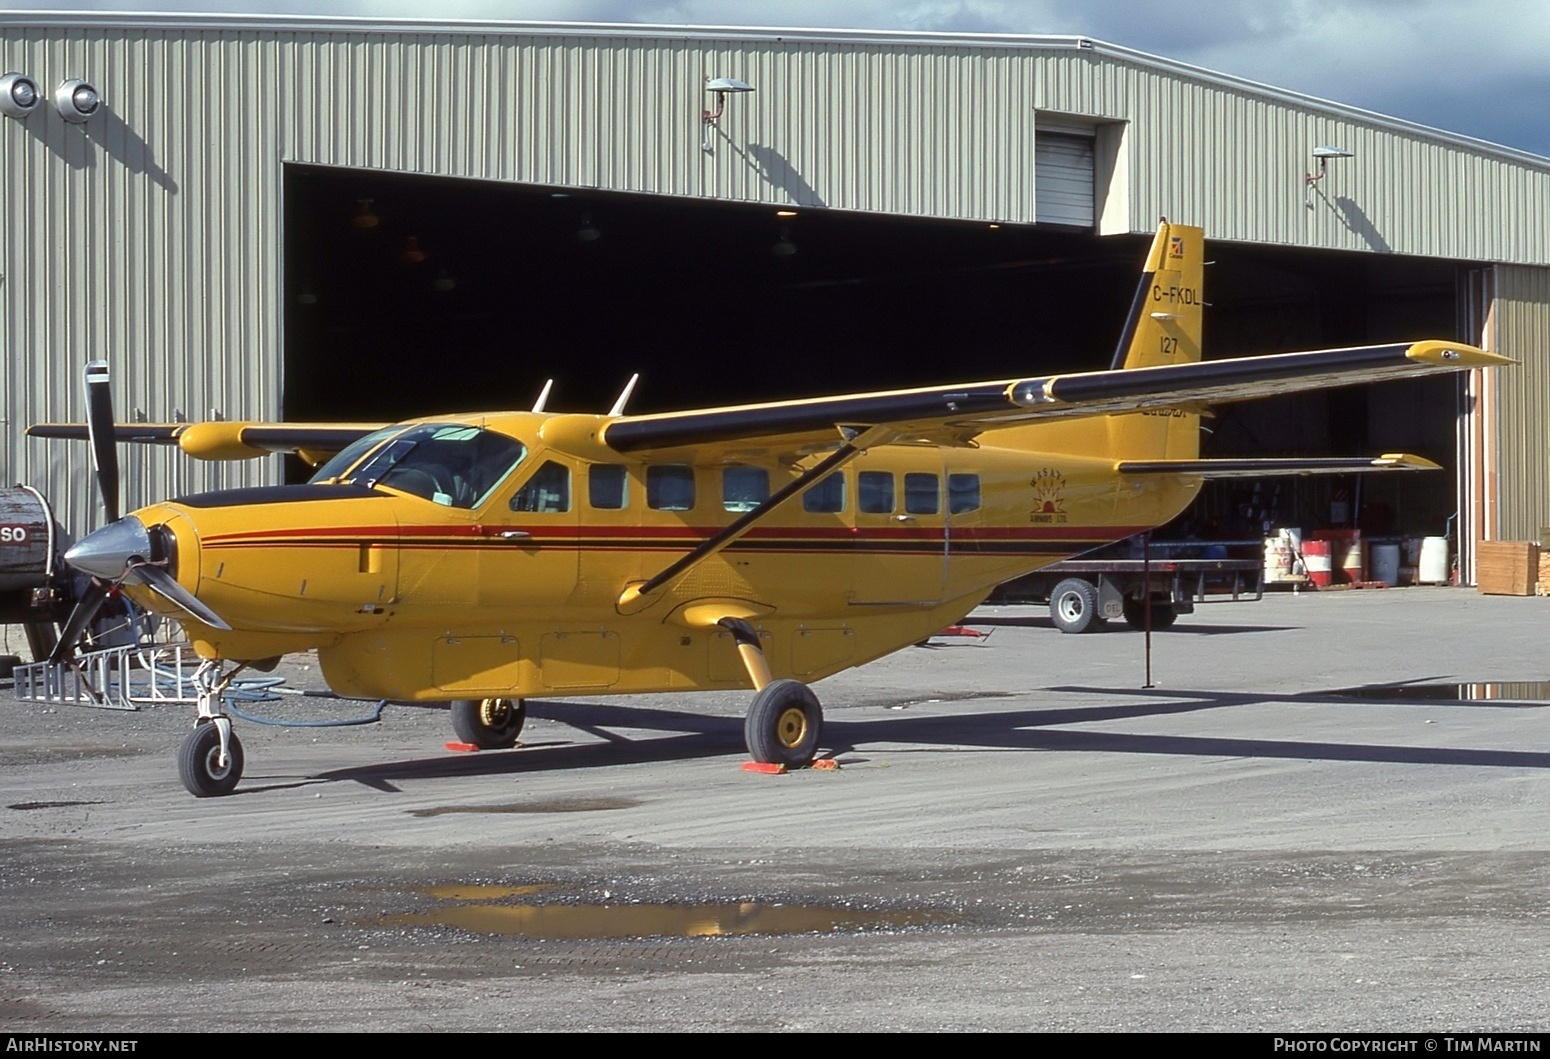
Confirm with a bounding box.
[720,618,824,768]
[177,659,245,797]
[450,697,527,749]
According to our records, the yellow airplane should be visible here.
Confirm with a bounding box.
[30,222,1507,797]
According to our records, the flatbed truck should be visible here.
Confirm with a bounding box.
[987,544,1264,633]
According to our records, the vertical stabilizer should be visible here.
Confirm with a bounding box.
[1105,220,1204,460]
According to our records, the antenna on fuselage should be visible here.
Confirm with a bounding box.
[531,379,554,413]
[607,373,640,417]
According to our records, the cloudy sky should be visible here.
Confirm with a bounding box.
[12,1,1549,157]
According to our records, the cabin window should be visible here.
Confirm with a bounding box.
[803,473,846,514]
[510,460,571,513]
[323,423,527,510]
[647,465,696,511]
[948,473,982,514]
[722,466,770,513]
[589,464,629,510]
[904,473,940,515]
[859,471,894,514]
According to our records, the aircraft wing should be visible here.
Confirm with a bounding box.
[601,340,1508,453]
[1115,454,1442,478]
[27,422,386,463]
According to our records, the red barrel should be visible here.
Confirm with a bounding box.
[1303,540,1333,588]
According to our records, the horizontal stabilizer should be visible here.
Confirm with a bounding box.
[1115,454,1442,478]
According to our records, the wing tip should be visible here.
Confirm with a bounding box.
[1405,340,1516,367]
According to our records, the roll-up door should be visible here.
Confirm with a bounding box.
[1035,131,1095,228]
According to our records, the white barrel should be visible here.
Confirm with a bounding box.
[1371,543,1401,586]
[1263,536,1293,580]
[1418,537,1450,584]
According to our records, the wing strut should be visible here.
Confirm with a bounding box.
[616,425,895,614]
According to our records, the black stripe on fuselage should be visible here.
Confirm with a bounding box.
[173,484,386,508]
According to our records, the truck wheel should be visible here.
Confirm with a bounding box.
[1123,597,1178,630]
[1050,578,1103,633]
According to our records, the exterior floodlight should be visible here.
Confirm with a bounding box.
[703,77,754,121]
[0,73,40,120]
[1305,145,1355,208]
[702,76,754,153]
[54,79,101,124]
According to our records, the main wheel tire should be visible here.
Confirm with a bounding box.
[1050,578,1103,634]
[450,697,526,749]
[744,679,823,767]
[177,722,244,798]
[1122,597,1178,630]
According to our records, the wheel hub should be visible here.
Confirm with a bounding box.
[203,746,231,780]
[480,699,512,727]
[776,706,808,748]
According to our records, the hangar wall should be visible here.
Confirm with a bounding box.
[1492,265,1550,540]
[2,14,1549,535]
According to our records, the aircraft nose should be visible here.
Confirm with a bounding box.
[64,516,152,581]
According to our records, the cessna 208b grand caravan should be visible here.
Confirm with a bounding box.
[31,222,1507,796]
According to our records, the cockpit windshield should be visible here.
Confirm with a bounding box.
[309,423,527,509]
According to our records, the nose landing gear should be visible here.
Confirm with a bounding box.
[176,659,245,797]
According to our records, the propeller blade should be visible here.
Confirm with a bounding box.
[128,564,232,631]
[48,581,111,665]
[83,360,120,524]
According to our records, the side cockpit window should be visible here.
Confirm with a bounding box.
[511,461,572,513]
[317,424,527,510]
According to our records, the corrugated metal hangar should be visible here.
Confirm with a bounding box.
[2,13,1548,581]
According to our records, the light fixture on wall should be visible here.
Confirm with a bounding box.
[352,199,380,230]
[772,209,798,258]
[400,236,427,264]
[0,73,40,121]
[702,76,754,154]
[1305,145,1354,208]
[575,212,601,243]
[53,79,101,124]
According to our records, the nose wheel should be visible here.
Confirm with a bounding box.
[178,719,244,797]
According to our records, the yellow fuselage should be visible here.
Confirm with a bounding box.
[129,412,1200,701]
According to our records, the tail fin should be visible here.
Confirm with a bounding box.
[1105,220,1204,460]
[978,220,1205,461]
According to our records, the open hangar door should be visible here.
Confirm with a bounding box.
[283,165,1470,543]
[1188,245,1472,546]
[282,165,1143,424]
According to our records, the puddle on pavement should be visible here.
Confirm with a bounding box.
[392,885,949,939]
[408,797,641,817]
[1331,681,1550,703]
